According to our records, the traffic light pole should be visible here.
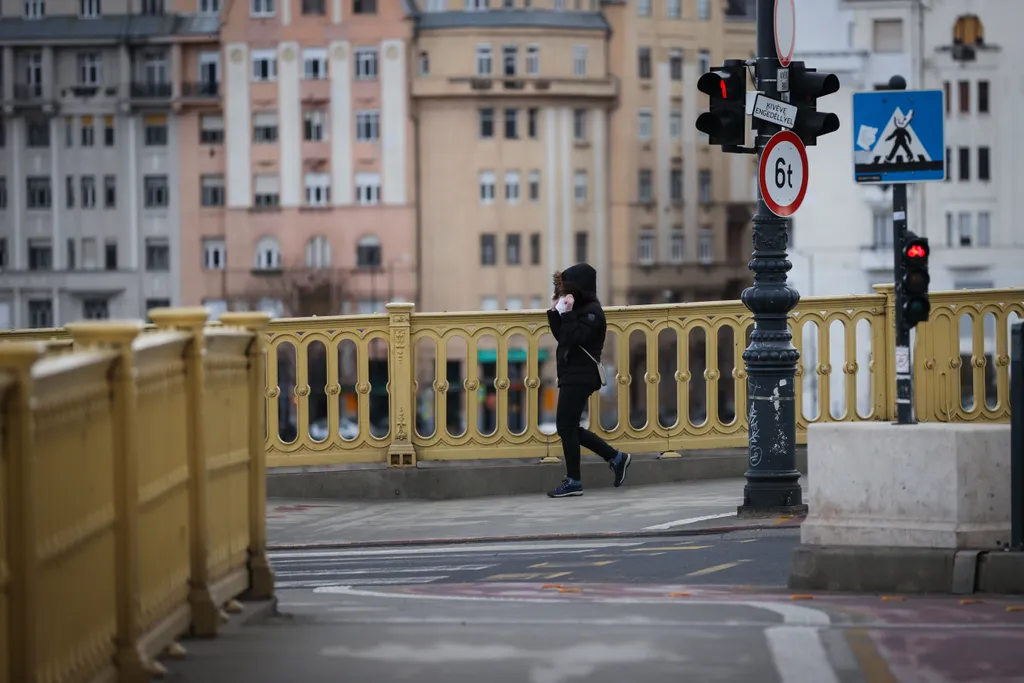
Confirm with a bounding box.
[887,75,914,425]
[737,0,807,518]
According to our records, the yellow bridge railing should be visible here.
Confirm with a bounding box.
[2,286,1020,470]
[0,310,274,683]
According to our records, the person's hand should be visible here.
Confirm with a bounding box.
[563,294,575,311]
[550,295,559,311]
[555,296,569,314]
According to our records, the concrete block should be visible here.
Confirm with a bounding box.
[801,422,1012,549]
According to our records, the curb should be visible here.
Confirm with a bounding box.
[267,518,805,552]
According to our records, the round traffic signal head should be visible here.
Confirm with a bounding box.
[905,240,929,260]
[905,270,930,295]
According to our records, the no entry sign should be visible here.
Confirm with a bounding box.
[759,130,808,217]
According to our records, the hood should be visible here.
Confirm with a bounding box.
[559,263,598,298]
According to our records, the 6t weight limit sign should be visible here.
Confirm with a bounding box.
[759,130,809,217]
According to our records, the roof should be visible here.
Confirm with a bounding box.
[0,13,219,42]
[416,10,610,32]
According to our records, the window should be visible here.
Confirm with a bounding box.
[502,45,518,77]
[355,172,381,205]
[636,0,649,16]
[506,234,521,265]
[145,299,172,320]
[305,172,331,206]
[355,48,378,80]
[873,212,891,247]
[143,175,168,208]
[0,178,6,209]
[253,112,278,143]
[958,147,970,181]
[476,45,492,76]
[200,115,224,144]
[504,108,518,139]
[27,119,50,148]
[355,110,379,141]
[697,49,710,75]
[637,110,653,141]
[669,50,682,80]
[978,80,989,114]
[79,118,95,147]
[573,45,587,77]
[28,300,53,329]
[28,238,53,270]
[419,51,429,76]
[978,146,990,181]
[203,238,226,270]
[958,211,972,246]
[977,211,990,247]
[504,171,520,203]
[77,53,101,84]
[83,298,109,320]
[303,109,327,141]
[140,0,164,13]
[637,229,654,265]
[574,232,588,263]
[104,175,116,207]
[66,176,75,208]
[67,238,76,269]
[958,81,969,113]
[670,227,684,264]
[573,109,587,141]
[529,233,541,265]
[506,297,522,311]
[104,116,115,146]
[945,211,953,247]
[24,0,45,18]
[144,116,167,146]
[81,237,98,269]
[670,169,682,202]
[251,50,277,81]
[638,169,653,203]
[945,147,951,181]
[356,235,381,268]
[479,171,496,204]
[526,46,540,76]
[479,108,495,138]
[638,47,651,79]
[27,177,51,209]
[872,19,903,53]
[81,176,96,208]
[667,0,679,18]
[198,0,219,13]
[254,236,281,270]
[669,110,682,140]
[697,0,709,19]
[1,120,8,148]
[254,174,280,207]
[944,81,950,116]
[480,234,497,265]
[699,170,712,203]
[145,237,170,271]
[251,0,274,16]
[196,174,224,207]
[353,0,376,13]
[529,170,540,202]
[481,297,499,311]
[302,0,324,13]
[306,236,331,268]
[574,170,587,204]
[303,48,327,79]
[698,227,713,264]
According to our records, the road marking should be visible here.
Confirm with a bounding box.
[278,576,448,588]
[845,629,897,683]
[274,565,495,578]
[626,545,712,552]
[270,541,644,560]
[529,561,616,568]
[685,560,749,577]
[765,626,842,683]
[642,512,736,531]
[484,572,573,581]
[739,539,758,544]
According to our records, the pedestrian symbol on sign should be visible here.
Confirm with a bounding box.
[884,110,917,163]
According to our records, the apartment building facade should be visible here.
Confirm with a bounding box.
[195,0,418,318]
[0,0,217,328]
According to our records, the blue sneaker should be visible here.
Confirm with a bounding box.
[548,478,583,498]
[610,452,632,487]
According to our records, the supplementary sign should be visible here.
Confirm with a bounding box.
[774,0,796,67]
[759,130,808,217]
[753,93,797,129]
[853,89,945,184]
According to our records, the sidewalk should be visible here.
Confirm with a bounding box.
[267,477,806,549]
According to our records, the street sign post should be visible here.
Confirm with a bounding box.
[774,0,795,68]
[759,130,808,217]
[857,76,946,425]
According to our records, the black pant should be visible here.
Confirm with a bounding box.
[556,384,619,481]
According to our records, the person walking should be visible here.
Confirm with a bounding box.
[546,263,631,498]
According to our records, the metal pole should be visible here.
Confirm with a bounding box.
[1011,321,1023,550]
[887,74,914,425]
[737,0,806,517]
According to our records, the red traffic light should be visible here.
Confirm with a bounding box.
[907,244,928,259]
[720,81,728,98]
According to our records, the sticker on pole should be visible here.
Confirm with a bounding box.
[774,0,796,67]
[759,130,808,217]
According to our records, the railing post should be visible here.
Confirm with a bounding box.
[0,343,45,683]
[386,303,417,467]
[218,312,276,601]
[148,307,222,637]
[874,283,898,420]
[1011,321,1023,550]
[65,321,151,681]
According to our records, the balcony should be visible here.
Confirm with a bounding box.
[10,83,56,111]
[412,75,618,100]
[180,81,220,99]
[130,81,173,100]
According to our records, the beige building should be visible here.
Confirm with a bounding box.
[414,0,757,312]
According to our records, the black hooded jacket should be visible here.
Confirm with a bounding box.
[546,263,607,389]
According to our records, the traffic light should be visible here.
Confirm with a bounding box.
[695,59,747,147]
[788,61,841,146]
[901,233,931,330]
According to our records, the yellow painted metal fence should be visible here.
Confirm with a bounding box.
[0,310,274,683]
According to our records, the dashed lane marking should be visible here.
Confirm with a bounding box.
[484,572,573,581]
[684,560,750,577]
[529,561,617,568]
[626,545,712,552]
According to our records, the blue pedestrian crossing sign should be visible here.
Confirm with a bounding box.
[852,89,945,184]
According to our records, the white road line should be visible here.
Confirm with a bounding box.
[765,626,842,683]
[642,512,736,531]
[270,541,644,560]
[274,565,494,578]
[269,548,611,567]
[278,576,448,589]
